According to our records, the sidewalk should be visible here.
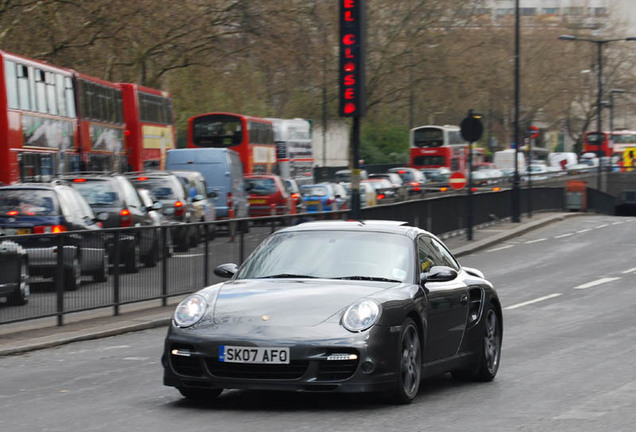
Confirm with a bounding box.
[0,211,585,356]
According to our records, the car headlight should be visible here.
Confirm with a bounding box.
[342,299,380,332]
[173,294,207,328]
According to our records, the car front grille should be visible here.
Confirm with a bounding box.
[206,359,309,379]
[316,359,358,381]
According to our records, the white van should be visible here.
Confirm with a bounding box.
[165,148,248,219]
[548,152,578,170]
[493,149,526,174]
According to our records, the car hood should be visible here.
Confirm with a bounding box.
[208,279,399,327]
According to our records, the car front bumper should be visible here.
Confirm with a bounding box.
[162,322,401,394]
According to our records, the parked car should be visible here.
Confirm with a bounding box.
[171,170,217,239]
[334,169,368,183]
[165,148,249,219]
[283,178,304,213]
[342,181,377,207]
[163,220,502,403]
[244,174,292,217]
[368,172,404,188]
[300,183,345,212]
[388,167,427,194]
[362,178,398,202]
[0,240,29,305]
[421,167,451,184]
[136,188,173,258]
[0,181,107,290]
[62,173,159,272]
[125,171,200,252]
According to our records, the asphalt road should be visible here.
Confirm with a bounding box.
[1,215,635,432]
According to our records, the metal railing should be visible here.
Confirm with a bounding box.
[0,186,569,327]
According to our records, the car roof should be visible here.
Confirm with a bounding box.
[277,220,423,239]
[0,181,66,190]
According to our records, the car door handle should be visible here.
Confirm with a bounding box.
[460,295,468,305]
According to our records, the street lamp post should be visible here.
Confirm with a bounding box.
[558,35,636,190]
[609,89,626,161]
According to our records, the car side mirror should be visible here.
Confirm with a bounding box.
[214,263,239,278]
[194,194,205,202]
[207,191,218,199]
[421,266,458,283]
[151,201,163,211]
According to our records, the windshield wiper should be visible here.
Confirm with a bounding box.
[334,276,401,282]
[261,274,318,279]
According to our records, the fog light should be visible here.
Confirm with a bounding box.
[361,361,374,373]
[171,349,192,357]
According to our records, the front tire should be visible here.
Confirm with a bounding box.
[177,387,223,401]
[390,318,421,404]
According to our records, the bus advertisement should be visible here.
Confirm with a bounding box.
[0,49,175,183]
[0,50,78,184]
[409,124,484,173]
[75,72,126,172]
[266,117,314,185]
[188,112,276,174]
[119,83,176,171]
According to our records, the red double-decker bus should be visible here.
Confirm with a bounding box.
[0,50,79,184]
[187,112,276,174]
[119,83,176,171]
[409,124,485,172]
[74,73,126,172]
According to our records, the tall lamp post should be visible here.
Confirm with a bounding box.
[609,89,626,159]
[558,35,636,190]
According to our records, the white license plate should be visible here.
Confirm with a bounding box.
[218,345,290,364]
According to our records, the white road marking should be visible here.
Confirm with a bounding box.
[612,221,624,225]
[576,228,591,234]
[487,245,514,252]
[555,233,574,238]
[574,277,621,290]
[524,238,547,244]
[595,224,608,229]
[504,293,562,310]
[174,254,204,258]
[621,268,636,274]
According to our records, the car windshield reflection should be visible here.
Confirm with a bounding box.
[237,230,413,282]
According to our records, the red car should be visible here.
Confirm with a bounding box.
[244,174,292,217]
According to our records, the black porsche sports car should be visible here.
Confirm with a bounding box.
[162,220,502,404]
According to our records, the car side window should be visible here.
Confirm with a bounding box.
[417,235,460,273]
[118,177,143,209]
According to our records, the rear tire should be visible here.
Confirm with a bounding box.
[65,256,82,291]
[7,259,29,306]
[124,244,140,274]
[452,305,502,382]
[92,253,108,282]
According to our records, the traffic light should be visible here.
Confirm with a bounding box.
[339,0,366,117]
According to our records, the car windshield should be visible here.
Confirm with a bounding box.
[237,230,413,282]
[246,178,277,195]
[71,180,122,206]
[0,189,59,216]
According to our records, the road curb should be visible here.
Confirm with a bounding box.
[453,212,587,257]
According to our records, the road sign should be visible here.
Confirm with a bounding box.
[528,125,539,139]
[449,171,467,190]
[460,110,483,142]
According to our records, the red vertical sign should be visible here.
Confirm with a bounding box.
[339,0,365,117]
